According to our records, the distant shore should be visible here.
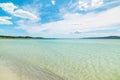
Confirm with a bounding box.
[0,35,120,39]
[83,36,120,39]
[0,35,43,39]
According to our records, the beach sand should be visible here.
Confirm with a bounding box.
[0,60,20,80]
[0,58,64,80]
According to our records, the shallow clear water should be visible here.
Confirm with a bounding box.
[0,39,120,80]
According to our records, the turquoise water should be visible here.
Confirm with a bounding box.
[0,39,120,80]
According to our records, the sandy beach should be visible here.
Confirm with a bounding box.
[0,59,20,80]
[0,57,63,80]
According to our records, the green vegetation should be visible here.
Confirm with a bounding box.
[0,35,43,39]
[0,35,120,39]
[83,36,120,39]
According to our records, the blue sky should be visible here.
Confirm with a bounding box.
[0,0,120,38]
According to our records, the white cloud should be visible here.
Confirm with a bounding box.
[0,16,12,24]
[21,3,41,20]
[16,6,120,37]
[51,0,55,5]
[0,2,39,20]
[78,0,90,10]
[15,20,44,34]
[0,3,17,13]
[91,0,103,7]
[14,9,38,20]
[43,6,120,34]
[77,0,103,11]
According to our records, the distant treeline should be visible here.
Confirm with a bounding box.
[0,35,43,39]
[0,35,120,39]
[83,36,120,39]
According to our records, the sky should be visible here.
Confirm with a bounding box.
[0,0,120,38]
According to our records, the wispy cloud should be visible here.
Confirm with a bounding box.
[0,16,12,24]
[61,0,104,12]
[0,2,38,20]
[78,0,103,10]
[91,0,103,7]
[13,9,38,20]
[15,19,43,34]
[21,0,42,20]
[78,0,90,11]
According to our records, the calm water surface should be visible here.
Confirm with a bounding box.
[0,39,120,80]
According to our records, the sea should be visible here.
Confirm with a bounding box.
[0,39,120,80]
